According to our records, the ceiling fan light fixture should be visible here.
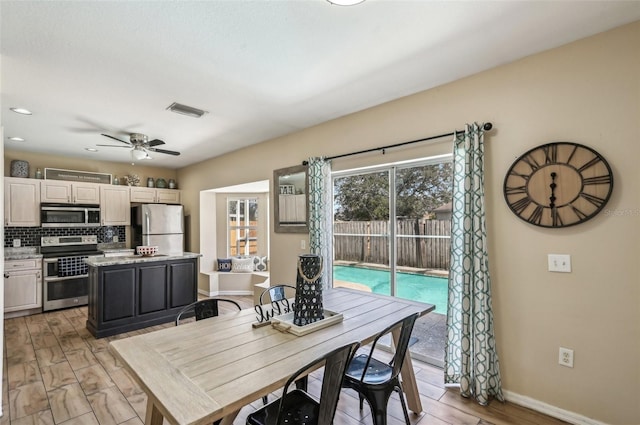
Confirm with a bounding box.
[166,102,208,118]
[131,147,148,161]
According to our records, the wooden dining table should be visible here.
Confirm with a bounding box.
[109,287,435,425]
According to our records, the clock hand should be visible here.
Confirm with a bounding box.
[549,172,557,208]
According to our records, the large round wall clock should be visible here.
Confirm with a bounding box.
[503,142,613,228]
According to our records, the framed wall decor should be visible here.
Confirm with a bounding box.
[274,165,309,233]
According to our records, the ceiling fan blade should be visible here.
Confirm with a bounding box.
[96,144,131,148]
[101,133,131,145]
[148,139,165,147]
[149,147,181,156]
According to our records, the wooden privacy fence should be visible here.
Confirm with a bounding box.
[334,219,451,270]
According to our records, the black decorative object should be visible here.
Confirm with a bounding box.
[293,254,324,326]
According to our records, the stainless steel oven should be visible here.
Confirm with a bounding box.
[41,235,103,311]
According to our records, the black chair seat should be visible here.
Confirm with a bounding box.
[246,341,360,425]
[341,312,420,425]
[247,390,319,425]
[345,354,393,385]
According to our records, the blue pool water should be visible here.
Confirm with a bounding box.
[333,265,448,315]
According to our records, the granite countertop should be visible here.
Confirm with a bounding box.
[5,247,43,260]
[85,252,202,267]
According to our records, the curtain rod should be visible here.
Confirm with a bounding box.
[302,122,493,165]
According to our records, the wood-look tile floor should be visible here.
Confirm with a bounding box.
[1,296,568,425]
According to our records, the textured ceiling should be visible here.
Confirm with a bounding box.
[2,1,639,168]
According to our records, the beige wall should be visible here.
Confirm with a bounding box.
[177,22,640,424]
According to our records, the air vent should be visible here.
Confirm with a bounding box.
[166,102,208,118]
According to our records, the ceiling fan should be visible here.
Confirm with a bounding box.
[97,133,181,160]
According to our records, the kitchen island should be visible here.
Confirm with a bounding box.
[85,252,201,338]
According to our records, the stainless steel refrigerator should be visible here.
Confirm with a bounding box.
[133,204,184,255]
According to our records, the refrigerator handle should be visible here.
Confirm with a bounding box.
[145,210,150,233]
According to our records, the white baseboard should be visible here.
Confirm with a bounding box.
[198,288,253,297]
[503,390,608,425]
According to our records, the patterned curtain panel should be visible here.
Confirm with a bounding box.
[445,123,504,405]
[307,157,333,289]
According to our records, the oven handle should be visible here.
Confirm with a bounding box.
[43,274,89,282]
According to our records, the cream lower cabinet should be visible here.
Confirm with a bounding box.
[100,185,131,225]
[4,259,42,313]
[130,187,181,204]
[4,177,41,227]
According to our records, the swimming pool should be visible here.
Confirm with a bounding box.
[333,265,448,314]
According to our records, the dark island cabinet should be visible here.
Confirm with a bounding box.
[87,257,197,338]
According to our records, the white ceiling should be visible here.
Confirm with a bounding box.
[2,1,639,169]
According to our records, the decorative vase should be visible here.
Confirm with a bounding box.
[147,177,155,188]
[35,168,43,179]
[293,254,324,326]
[156,178,167,188]
[168,179,176,189]
[10,160,29,178]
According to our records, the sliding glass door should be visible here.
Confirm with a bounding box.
[332,156,452,304]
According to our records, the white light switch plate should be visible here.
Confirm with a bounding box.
[548,254,571,272]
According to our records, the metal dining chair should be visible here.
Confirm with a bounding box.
[175,297,242,325]
[259,284,296,314]
[246,340,361,425]
[341,312,420,425]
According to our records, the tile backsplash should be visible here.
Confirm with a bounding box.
[4,226,125,248]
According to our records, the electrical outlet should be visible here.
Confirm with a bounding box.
[113,236,119,242]
[300,240,306,250]
[13,239,21,248]
[548,254,571,272]
[559,347,574,368]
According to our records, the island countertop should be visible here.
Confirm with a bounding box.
[85,252,202,267]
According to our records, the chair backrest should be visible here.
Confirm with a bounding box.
[259,284,296,315]
[278,341,360,425]
[175,298,241,325]
[361,312,420,381]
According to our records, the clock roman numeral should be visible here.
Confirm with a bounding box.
[570,205,588,220]
[583,175,611,185]
[577,156,603,173]
[566,144,579,165]
[510,197,532,214]
[543,144,558,164]
[527,205,544,225]
[551,208,563,227]
[521,154,540,171]
[508,170,531,180]
[580,193,606,208]
[505,185,527,195]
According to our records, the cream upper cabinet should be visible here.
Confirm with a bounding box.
[4,259,42,313]
[41,180,101,204]
[130,187,181,204]
[100,185,131,225]
[4,177,41,227]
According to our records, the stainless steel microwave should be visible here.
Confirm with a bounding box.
[41,203,101,227]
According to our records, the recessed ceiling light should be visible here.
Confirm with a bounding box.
[166,102,208,118]
[327,0,366,5]
[8,137,25,142]
[10,107,33,115]
[85,148,98,152]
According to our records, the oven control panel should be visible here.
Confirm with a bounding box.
[41,235,98,247]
